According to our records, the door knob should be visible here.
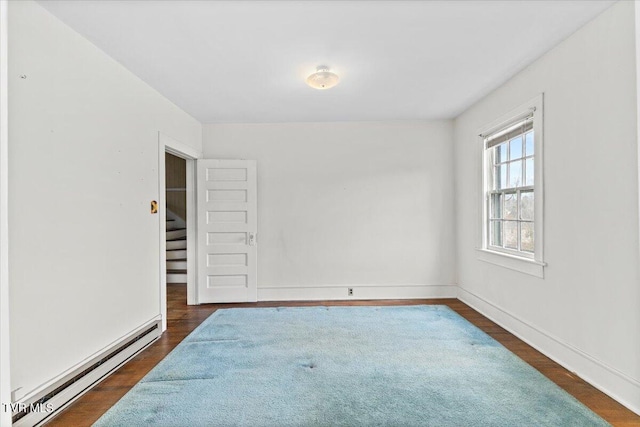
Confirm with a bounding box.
[248,232,257,246]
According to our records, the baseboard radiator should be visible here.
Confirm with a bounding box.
[12,319,162,427]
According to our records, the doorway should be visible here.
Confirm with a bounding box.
[158,132,199,332]
[165,152,187,287]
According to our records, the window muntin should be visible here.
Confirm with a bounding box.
[485,121,535,258]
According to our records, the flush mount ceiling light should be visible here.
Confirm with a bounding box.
[306,66,339,90]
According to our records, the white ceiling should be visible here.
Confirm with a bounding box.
[37,0,616,123]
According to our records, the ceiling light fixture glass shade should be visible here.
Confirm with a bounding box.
[306,66,339,90]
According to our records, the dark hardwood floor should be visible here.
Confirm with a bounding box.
[45,284,640,426]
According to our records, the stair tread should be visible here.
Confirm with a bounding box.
[167,243,187,248]
[167,270,187,274]
[167,259,187,262]
[167,237,187,241]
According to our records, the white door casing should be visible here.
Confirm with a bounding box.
[197,159,257,303]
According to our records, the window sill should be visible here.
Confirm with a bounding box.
[476,248,545,278]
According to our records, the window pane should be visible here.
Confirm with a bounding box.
[496,143,507,163]
[490,193,502,219]
[509,137,522,160]
[525,131,534,156]
[509,160,522,188]
[520,191,534,220]
[490,220,502,247]
[525,158,534,186]
[521,222,534,252]
[504,221,518,249]
[504,193,517,219]
[494,164,507,190]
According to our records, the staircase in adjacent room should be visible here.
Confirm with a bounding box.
[166,209,187,284]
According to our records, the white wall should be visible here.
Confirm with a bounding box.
[203,121,456,301]
[0,0,10,425]
[8,0,201,400]
[454,0,640,412]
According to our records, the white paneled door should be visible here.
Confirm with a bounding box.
[197,159,257,303]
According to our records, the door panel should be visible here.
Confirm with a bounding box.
[197,159,257,303]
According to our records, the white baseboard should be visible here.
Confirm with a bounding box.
[257,284,457,302]
[458,287,640,415]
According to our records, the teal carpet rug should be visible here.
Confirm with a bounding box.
[94,305,609,426]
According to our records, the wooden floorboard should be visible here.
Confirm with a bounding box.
[45,285,640,426]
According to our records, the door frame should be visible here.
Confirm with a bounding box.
[158,132,201,332]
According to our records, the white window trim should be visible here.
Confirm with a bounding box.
[476,94,545,278]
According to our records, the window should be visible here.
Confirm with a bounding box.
[486,119,534,256]
[478,95,544,277]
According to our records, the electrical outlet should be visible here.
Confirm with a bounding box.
[348,288,353,296]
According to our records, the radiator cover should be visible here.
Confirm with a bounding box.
[12,318,161,427]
